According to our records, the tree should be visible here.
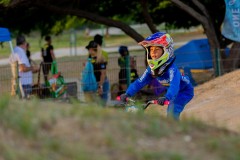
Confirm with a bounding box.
[170,0,239,74]
[0,0,204,41]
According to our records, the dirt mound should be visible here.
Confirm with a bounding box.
[182,69,240,133]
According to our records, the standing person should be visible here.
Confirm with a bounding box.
[26,42,31,64]
[120,32,194,120]
[41,35,56,82]
[26,42,37,66]
[85,40,109,106]
[94,34,108,61]
[94,34,110,103]
[14,35,39,98]
[118,46,139,95]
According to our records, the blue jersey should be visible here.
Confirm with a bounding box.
[126,63,193,101]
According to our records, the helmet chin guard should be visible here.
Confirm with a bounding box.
[151,56,176,77]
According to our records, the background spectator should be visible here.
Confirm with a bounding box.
[14,35,39,98]
[26,42,37,66]
[41,35,56,82]
[94,34,108,61]
[117,46,138,95]
[86,40,110,106]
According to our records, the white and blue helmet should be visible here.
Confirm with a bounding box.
[139,32,175,76]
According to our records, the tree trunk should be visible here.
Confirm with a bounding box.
[203,24,223,76]
[223,42,240,73]
[171,0,222,76]
[140,0,158,33]
[105,27,109,37]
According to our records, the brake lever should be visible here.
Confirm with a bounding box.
[143,100,170,110]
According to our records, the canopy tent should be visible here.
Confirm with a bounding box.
[0,27,11,41]
[173,38,216,86]
[0,27,23,97]
[0,27,14,54]
[174,38,213,70]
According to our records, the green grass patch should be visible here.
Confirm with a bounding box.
[0,96,239,160]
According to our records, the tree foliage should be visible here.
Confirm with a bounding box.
[0,0,204,36]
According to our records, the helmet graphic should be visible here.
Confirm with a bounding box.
[139,32,175,76]
[139,32,173,49]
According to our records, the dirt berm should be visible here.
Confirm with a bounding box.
[182,69,240,133]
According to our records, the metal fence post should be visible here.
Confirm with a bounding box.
[215,48,221,76]
[126,55,131,87]
[101,25,105,47]
[70,28,77,56]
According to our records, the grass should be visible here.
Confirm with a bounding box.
[0,96,240,160]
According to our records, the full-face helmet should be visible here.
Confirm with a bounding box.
[139,32,175,76]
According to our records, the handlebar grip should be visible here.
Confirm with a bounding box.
[164,100,170,105]
[153,100,158,104]
[152,100,169,105]
[116,96,121,101]
[116,96,135,103]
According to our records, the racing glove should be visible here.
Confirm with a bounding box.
[120,93,129,103]
[157,97,167,106]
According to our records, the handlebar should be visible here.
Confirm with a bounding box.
[116,96,170,110]
[143,100,169,110]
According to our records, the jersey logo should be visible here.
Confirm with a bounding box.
[169,68,174,82]
[139,69,148,82]
[182,76,190,84]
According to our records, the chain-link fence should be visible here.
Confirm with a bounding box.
[0,54,145,99]
[0,52,216,102]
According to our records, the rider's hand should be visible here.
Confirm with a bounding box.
[157,97,167,106]
[120,93,128,103]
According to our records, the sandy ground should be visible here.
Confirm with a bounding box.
[182,69,240,133]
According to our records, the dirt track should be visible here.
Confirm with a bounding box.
[182,69,240,133]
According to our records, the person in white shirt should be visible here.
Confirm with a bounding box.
[14,35,39,98]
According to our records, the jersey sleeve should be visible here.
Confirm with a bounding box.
[126,68,153,97]
[165,66,181,100]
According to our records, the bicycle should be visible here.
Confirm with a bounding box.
[115,96,170,116]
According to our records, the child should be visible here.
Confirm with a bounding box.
[120,32,194,120]
[118,46,139,95]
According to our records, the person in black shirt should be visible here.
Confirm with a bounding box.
[26,43,31,64]
[94,34,109,61]
[41,35,56,82]
[85,40,109,106]
[26,42,37,66]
